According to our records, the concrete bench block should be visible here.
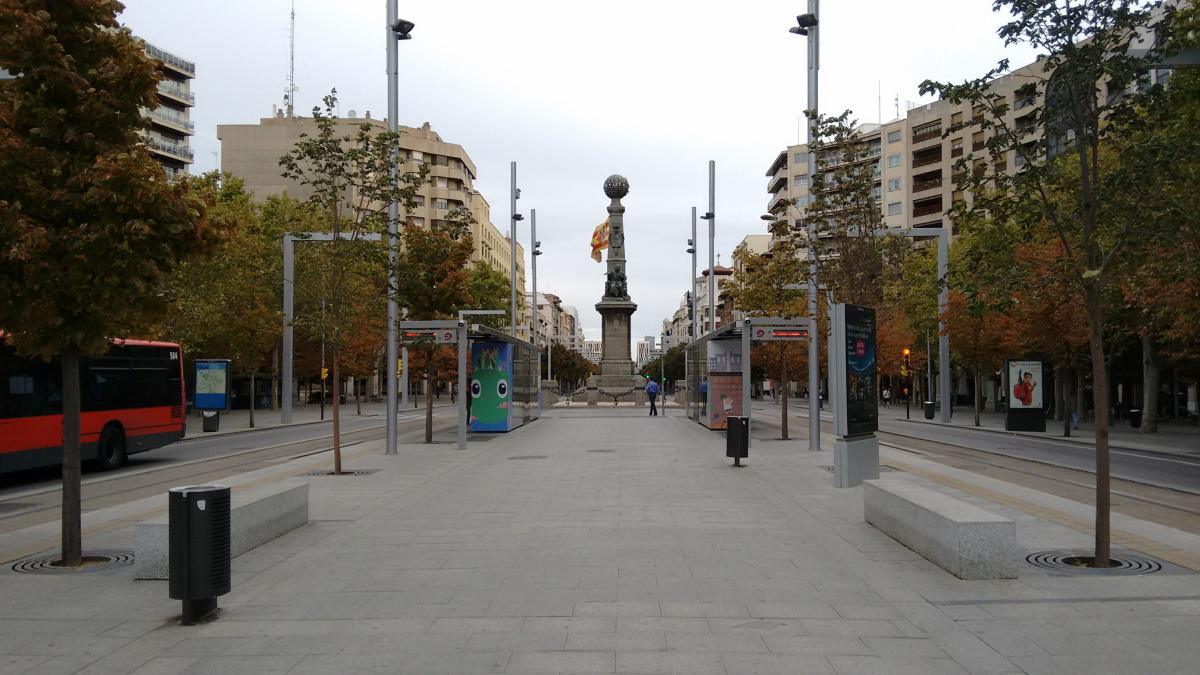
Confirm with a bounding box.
[135,479,309,580]
[863,478,1018,580]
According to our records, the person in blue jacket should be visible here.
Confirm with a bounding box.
[646,378,660,416]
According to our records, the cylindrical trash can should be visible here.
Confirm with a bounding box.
[169,485,231,624]
[726,417,748,465]
[923,402,935,420]
[201,411,220,432]
[1129,409,1142,428]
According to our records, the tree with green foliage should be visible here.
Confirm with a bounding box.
[164,173,284,428]
[920,0,1174,566]
[0,0,226,566]
[724,214,807,439]
[639,345,686,391]
[392,212,476,442]
[279,89,426,472]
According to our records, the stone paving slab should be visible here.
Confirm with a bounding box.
[1,408,1198,673]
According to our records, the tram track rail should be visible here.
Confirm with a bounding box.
[0,414,459,536]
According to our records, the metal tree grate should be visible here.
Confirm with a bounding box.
[12,550,134,574]
[303,469,378,477]
[820,465,897,473]
[1026,550,1163,575]
[508,455,547,461]
[586,449,615,453]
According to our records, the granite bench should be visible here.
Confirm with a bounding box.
[863,478,1019,579]
[134,478,309,580]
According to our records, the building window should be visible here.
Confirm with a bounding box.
[887,130,902,143]
[952,190,965,204]
[408,216,425,226]
[887,178,902,192]
[951,138,963,157]
[412,195,425,206]
[793,175,809,188]
[794,154,807,167]
[972,131,986,151]
[887,201,902,216]
[433,199,449,210]
[951,111,963,127]
[410,150,424,161]
[887,154,901,168]
[871,186,882,200]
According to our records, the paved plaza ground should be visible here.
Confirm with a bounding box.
[2,407,1199,674]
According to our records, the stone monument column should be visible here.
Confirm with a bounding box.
[593,175,641,393]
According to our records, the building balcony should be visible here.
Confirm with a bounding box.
[767,173,788,194]
[1014,96,1036,111]
[912,196,943,219]
[912,122,942,144]
[156,83,195,106]
[144,136,193,161]
[146,108,194,135]
[912,177,942,194]
[911,150,942,169]
[145,44,195,77]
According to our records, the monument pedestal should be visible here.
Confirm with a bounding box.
[593,298,642,400]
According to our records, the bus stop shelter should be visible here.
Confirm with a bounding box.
[397,321,540,450]
[685,317,814,447]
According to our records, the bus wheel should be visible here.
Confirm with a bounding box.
[97,426,127,471]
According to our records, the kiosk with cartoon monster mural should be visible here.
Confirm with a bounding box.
[469,341,515,432]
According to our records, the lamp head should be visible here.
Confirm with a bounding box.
[512,213,524,221]
[797,13,818,28]
[392,19,415,39]
[903,348,911,356]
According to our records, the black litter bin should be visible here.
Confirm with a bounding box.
[169,485,232,624]
[1129,409,1142,428]
[201,411,220,432]
[923,401,935,420]
[726,416,749,466]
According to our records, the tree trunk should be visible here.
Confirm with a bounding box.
[780,344,789,441]
[60,347,82,567]
[1142,332,1159,434]
[271,347,280,410]
[332,347,343,475]
[425,350,435,444]
[1054,367,1065,421]
[249,371,256,429]
[973,370,981,427]
[356,376,362,415]
[1075,368,1086,424]
[1085,285,1111,567]
[1061,365,1072,438]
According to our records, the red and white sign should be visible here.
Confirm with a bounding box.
[752,327,809,341]
[402,330,458,344]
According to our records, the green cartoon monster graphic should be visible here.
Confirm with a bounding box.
[469,343,511,431]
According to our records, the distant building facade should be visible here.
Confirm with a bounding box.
[142,42,195,179]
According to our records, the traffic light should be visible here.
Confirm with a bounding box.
[901,348,911,376]
[321,367,329,381]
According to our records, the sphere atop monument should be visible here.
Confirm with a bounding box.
[603,174,630,200]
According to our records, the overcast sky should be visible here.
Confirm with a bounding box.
[120,0,1037,347]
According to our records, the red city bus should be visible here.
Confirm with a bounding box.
[0,338,186,473]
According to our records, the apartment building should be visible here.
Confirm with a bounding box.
[218,112,526,320]
[142,42,195,179]
[763,45,1150,241]
[636,336,659,369]
[582,341,603,365]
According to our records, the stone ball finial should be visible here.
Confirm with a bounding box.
[603,174,629,200]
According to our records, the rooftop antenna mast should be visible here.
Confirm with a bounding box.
[284,0,297,117]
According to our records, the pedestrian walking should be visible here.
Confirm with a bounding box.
[646,378,660,416]
[882,387,890,408]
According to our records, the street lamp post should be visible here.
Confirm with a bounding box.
[510,162,523,337]
[530,210,540,408]
[704,162,716,334]
[385,4,413,454]
[791,3,821,451]
[687,208,697,415]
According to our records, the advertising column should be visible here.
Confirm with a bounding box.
[831,304,879,487]
[1004,359,1046,431]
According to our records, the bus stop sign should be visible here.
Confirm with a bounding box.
[753,327,808,341]
[401,330,458,344]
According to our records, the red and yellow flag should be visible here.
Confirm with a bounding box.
[590,218,610,262]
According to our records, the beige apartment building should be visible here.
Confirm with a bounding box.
[765,56,1074,241]
[142,42,195,179]
[218,111,527,327]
